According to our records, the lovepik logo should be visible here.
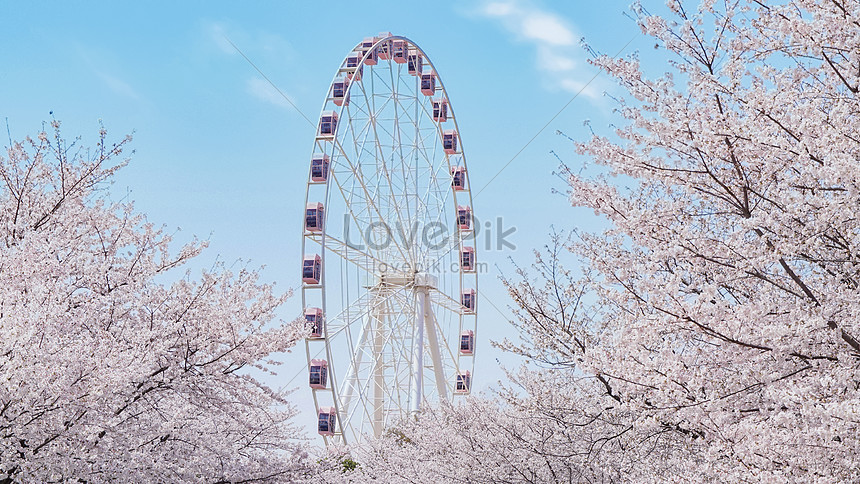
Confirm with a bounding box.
[342,214,516,252]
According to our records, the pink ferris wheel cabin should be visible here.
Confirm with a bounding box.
[420,70,436,96]
[344,54,362,81]
[443,130,458,154]
[376,32,393,59]
[309,359,328,389]
[457,205,472,230]
[305,307,324,339]
[432,97,448,122]
[302,255,321,284]
[451,166,466,190]
[461,246,475,272]
[318,407,336,436]
[330,77,349,106]
[391,40,408,63]
[318,111,338,137]
[359,37,378,65]
[345,53,360,68]
[455,371,471,394]
[305,202,325,233]
[310,154,329,182]
[460,330,475,355]
[407,49,423,76]
[461,289,476,313]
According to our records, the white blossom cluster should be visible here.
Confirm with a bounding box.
[0,124,308,482]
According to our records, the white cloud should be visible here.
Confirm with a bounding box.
[74,44,141,101]
[204,20,295,61]
[521,11,576,46]
[482,1,516,17]
[247,77,294,110]
[206,22,236,56]
[536,46,576,72]
[205,21,299,110]
[476,0,603,97]
[96,71,140,100]
[558,77,600,100]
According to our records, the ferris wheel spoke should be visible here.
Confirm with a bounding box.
[386,65,417,245]
[356,74,418,267]
[367,61,395,97]
[374,97,428,267]
[327,291,382,338]
[399,118,448,257]
[384,76,426,243]
[331,137,411,264]
[328,150,412,266]
[428,285,467,315]
[318,233,382,275]
[350,81,402,220]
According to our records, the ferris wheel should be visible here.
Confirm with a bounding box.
[300,33,478,444]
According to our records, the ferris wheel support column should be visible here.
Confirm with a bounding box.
[410,287,427,414]
[424,303,448,402]
[339,312,371,417]
[373,307,385,438]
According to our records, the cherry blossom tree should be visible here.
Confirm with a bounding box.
[321,0,860,482]
[0,123,308,483]
[558,0,860,479]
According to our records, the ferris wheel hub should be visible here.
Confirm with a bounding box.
[414,273,438,289]
[377,272,437,289]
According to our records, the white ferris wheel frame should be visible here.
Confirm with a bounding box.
[301,35,478,445]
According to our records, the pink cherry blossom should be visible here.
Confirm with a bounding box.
[0,124,308,482]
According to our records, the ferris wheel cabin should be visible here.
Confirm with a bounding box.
[318,407,337,436]
[420,70,436,96]
[310,154,329,182]
[346,53,360,68]
[460,330,475,355]
[305,307,324,339]
[461,246,475,272]
[302,255,322,284]
[330,78,349,106]
[451,166,466,190]
[318,111,338,138]
[309,359,328,389]
[305,202,325,233]
[432,97,449,122]
[391,40,408,64]
[407,49,423,76]
[344,54,362,81]
[376,41,390,60]
[443,130,459,154]
[376,33,392,59]
[455,371,471,394]
[461,289,477,313]
[457,205,472,230]
[359,37,378,65]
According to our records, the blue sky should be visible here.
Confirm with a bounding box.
[1,0,651,441]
